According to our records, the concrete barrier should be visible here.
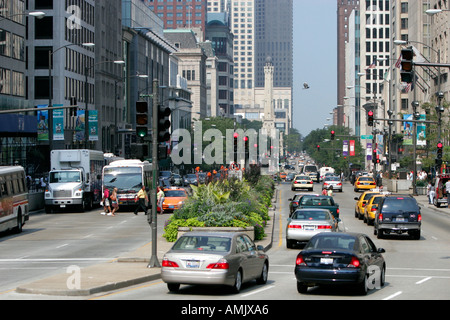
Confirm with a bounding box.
[28,191,44,212]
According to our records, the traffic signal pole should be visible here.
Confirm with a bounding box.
[148,79,160,268]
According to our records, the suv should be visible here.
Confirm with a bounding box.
[374,195,421,240]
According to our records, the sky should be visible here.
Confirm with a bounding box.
[293,1,337,137]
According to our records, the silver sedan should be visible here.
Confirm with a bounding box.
[286,208,339,248]
[322,176,343,192]
[161,232,269,293]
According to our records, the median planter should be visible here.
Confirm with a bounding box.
[177,226,255,240]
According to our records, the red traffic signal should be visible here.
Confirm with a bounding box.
[367,110,374,126]
[317,145,320,152]
[331,130,335,140]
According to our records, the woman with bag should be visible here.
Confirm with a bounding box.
[109,188,119,216]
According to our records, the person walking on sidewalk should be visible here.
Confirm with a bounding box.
[134,185,149,215]
[109,188,119,216]
[102,188,111,215]
[446,180,450,208]
[157,186,165,214]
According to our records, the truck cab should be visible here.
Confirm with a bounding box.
[45,169,86,212]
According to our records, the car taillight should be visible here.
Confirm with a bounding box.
[294,180,299,183]
[317,225,332,229]
[418,213,422,222]
[378,213,383,221]
[289,224,302,229]
[207,259,229,269]
[337,183,342,186]
[296,254,306,266]
[336,208,339,214]
[309,181,313,184]
[162,259,179,268]
[347,256,360,268]
[371,207,377,211]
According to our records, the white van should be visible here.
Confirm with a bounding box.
[319,167,335,181]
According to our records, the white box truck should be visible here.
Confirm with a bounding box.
[45,149,104,213]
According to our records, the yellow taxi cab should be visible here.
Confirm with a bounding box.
[354,176,377,192]
[354,191,379,220]
[279,172,287,180]
[162,187,188,212]
[363,194,386,225]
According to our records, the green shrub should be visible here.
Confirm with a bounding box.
[162,217,205,242]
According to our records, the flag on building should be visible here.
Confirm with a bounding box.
[395,54,402,68]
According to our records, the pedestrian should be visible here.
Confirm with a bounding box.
[109,188,119,216]
[40,176,46,191]
[321,187,327,195]
[446,180,450,208]
[134,185,149,215]
[429,183,436,206]
[327,185,333,197]
[157,186,165,214]
[427,182,432,204]
[102,188,111,215]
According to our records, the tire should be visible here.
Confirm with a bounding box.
[286,239,295,249]
[15,210,23,233]
[297,281,308,294]
[167,283,180,292]
[232,269,243,293]
[357,273,368,295]
[377,229,384,239]
[410,230,421,240]
[380,266,386,287]
[256,262,268,285]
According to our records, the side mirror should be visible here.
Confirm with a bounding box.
[257,245,265,251]
[354,197,359,201]
[288,198,292,201]
[377,248,386,253]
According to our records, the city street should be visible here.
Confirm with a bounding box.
[1,181,450,300]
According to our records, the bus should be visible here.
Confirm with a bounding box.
[0,166,29,233]
[102,160,152,208]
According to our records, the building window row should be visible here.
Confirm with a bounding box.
[0,68,25,97]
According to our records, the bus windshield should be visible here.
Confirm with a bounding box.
[49,171,81,183]
[103,167,143,192]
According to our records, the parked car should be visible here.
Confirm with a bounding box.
[354,176,377,192]
[292,175,314,191]
[374,195,422,240]
[354,191,380,220]
[322,176,343,192]
[295,232,386,295]
[161,232,269,293]
[286,208,339,248]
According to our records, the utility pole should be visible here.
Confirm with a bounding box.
[148,79,160,268]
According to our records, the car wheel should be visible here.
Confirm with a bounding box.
[297,281,308,294]
[286,239,295,249]
[167,283,180,292]
[256,262,268,285]
[232,269,243,293]
[380,265,386,287]
[377,229,384,239]
[410,230,421,240]
[357,273,368,295]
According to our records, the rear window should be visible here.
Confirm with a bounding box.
[164,190,186,197]
[300,197,334,206]
[172,236,231,252]
[305,234,356,251]
[292,210,331,220]
[359,177,374,181]
[381,197,418,212]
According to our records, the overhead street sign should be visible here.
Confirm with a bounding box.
[361,135,373,139]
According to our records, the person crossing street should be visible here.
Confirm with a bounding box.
[134,185,149,215]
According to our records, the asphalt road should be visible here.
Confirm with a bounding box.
[1,181,450,301]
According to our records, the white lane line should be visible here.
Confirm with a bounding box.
[383,291,403,300]
[416,277,432,285]
[241,285,275,297]
[56,243,68,249]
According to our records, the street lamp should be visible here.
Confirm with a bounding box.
[425,9,450,15]
[0,11,45,21]
[47,42,95,150]
[84,60,125,149]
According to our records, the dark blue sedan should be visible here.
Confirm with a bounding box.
[294,232,386,295]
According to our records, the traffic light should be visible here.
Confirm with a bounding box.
[233,132,238,162]
[331,130,335,140]
[400,47,414,83]
[136,101,148,138]
[372,148,377,164]
[367,110,374,126]
[157,105,171,143]
[317,145,320,152]
[436,142,443,166]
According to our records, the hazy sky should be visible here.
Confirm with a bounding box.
[293,1,337,137]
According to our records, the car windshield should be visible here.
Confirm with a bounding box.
[359,177,374,181]
[305,234,356,251]
[172,235,231,252]
[292,210,331,220]
[304,166,317,172]
[300,196,334,206]
[49,171,81,183]
[186,174,196,179]
[164,190,186,197]
[382,197,418,211]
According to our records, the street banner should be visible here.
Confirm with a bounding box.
[367,142,372,161]
[343,140,348,156]
[74,110,85,141]
[37,105,49,141]
[402,114,413,145]
[417,114,426,146]
[349,140,355,156]
[53,105,64,141]
[88,110,98,141]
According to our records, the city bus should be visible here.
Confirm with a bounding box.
[0,166,29,233]
[102,160,152,208]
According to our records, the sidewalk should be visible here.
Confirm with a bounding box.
[15,206,276,297]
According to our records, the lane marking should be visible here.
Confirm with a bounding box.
[416,277,432,285]
[383,291,403,300]
[241,285,275,297]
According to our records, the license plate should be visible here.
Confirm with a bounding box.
[394,217,406,222]
[169,205,174,209]
[320,258,333,265]
[186,260,200,268]
[304,226,315,231]
[60,204,66,208]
